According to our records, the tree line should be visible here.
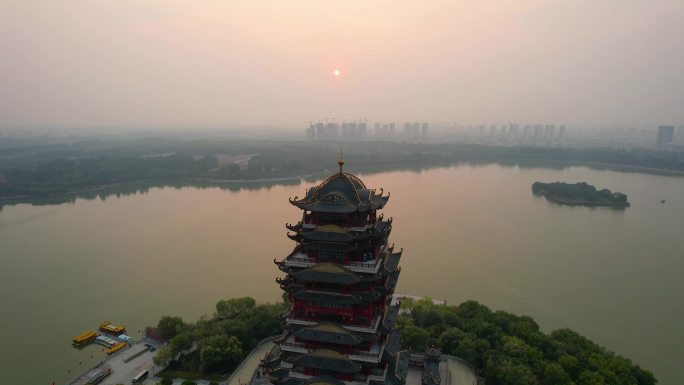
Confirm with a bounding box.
[398,298,656,385]
[2,139,683,199]
[152,297,285,379]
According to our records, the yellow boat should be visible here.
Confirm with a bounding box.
[72,330,98,346]
[106,342,127,355]
[99,321,126,335]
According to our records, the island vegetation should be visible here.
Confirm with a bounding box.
[1,138,683,201]
[151,297,655,385]
[532,181,630,207]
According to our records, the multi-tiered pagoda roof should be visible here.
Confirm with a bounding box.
[289,170,389,214]
[260,157,409,385]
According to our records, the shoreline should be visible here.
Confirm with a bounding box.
[2,157,683,205]
[0,175,308,204]
[464,157,684,176]
[540,194,631,208]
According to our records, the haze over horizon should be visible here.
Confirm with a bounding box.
[1,0,682,129]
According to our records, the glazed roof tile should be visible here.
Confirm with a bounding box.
[290,172,389,213]
[294,349,362,373]
[292,263,361,285]
[295,323,363,346]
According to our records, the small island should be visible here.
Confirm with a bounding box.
[532,181,630,207]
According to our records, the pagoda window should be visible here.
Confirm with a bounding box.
[317,282,340,291]
[318,250,344,263]
[315,299,350,309]
[362,250,374,261]
[319,212,344,225]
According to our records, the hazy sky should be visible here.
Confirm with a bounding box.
[1,0,682,128]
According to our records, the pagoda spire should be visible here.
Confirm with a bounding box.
[337,148,345,173]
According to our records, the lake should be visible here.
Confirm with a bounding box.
[1,163,682,385]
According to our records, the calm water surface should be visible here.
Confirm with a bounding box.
[1,164,683,385]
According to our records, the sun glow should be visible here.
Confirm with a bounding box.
[333,69,341,77]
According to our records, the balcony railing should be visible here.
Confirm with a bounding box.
[287,366,386,385]
[285,314,381,333]
[289,255,315,264]
[347,260,378,268]
[284,252,382,273]
[280,341,380,359]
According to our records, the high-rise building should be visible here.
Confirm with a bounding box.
[358,120,368,140]
[677,126,684,145]
[315,122,339,141]
[523,125,531,140]
[403,122,412,140]
[501,125,508,140]
[412,123,420,141]
[306,124,316,141]
[544,125,556,141]
[341,121,358,140]
[509,124,520,140]
[533,125,544,141]
[262,157,409,385]
[657,125,675,150]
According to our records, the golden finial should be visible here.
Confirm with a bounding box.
[337,148,345,173]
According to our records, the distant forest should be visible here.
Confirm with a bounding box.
[1,138,683,199]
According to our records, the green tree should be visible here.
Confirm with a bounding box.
[153,346,174,367]
[454,333,490,369]
[487,356,539,385]
[577,370,605,385]
[199,334,243,373]
[157,316,185,340]
[438,327,464,354]
[401,325,431,351]
[200,346,224,373]
[170,334,193,358]
[541,362,571,385]
[216,297,256,319]
[558,354,581,379]
[412,299,444,328]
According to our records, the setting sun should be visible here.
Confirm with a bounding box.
[333,69,341,77]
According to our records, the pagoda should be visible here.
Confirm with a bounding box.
[261,156,409,385]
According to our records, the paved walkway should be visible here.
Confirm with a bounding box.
[445,357,477,385]
[227,340,274,385]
